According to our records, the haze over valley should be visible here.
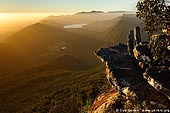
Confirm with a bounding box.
[1,0,170,112]
[0,11,148,112]
[0,13,74,40]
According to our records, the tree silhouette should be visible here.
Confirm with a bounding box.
[136,0,170,36]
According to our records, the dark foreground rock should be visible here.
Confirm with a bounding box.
[89,43,170,113]
[144,66,170,100]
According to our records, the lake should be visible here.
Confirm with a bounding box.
[64,24,88,28]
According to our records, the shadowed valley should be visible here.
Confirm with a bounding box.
[0,13,148,113]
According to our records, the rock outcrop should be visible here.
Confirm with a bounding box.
[89,43,170,113]
[143,66,170,100]
[134,34,170,100]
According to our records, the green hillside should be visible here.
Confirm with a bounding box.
[0,65,110,113]
[17,55,93,76]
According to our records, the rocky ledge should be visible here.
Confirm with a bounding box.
[89,43,170,113]
[143,65,170,100]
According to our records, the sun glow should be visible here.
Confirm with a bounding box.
[0,13,73,35]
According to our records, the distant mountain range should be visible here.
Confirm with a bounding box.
[0,13,148,113]
[76,10,134,14]
[76,10,104,14]
[0,13,147,76]
[107,11,135,13]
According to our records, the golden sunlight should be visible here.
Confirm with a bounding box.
[0,13,72,35]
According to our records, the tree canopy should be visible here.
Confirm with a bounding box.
[136,0,170,36]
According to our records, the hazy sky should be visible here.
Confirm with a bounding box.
[0,0,138,13]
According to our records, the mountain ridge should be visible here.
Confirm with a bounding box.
[0,14,151,113]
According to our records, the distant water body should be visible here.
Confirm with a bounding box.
[64,24,88,28]
[0,13,73,35]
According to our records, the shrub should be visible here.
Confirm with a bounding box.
[136,0,170,62]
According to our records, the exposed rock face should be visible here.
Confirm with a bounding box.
[133,34,170,100]
[133,44,152,67]
[89,43,170,113]
[127,30,134,56]
[132,33,170,99]
[127,26,142,57]
[89,89,122,113]
[134,26,141,45]
[143,66,170,100]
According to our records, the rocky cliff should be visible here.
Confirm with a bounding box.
[89,43,170,113]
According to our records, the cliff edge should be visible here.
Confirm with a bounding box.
[89,43,170,113]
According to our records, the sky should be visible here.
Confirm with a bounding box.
[0,0,138,13]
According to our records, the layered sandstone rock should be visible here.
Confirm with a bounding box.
[89,44,170,113]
